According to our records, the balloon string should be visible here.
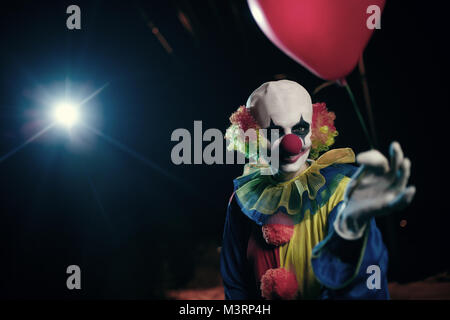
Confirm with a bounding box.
[358,56,378,147]
[344,83,374,149]
[313,80,335,95]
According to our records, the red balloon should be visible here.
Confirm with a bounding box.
[248,0,385,81]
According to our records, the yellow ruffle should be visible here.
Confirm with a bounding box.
[234,148,355,216]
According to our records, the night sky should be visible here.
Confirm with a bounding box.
[1,0,448,299]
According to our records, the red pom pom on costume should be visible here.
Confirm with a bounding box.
[262,224,294,246]
[260,268,298,300]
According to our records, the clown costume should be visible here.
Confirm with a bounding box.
[220,80,415,300]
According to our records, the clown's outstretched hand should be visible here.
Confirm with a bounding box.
[334,141,416,240]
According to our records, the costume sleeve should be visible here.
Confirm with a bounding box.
[220,193,256,300]
[311,201,390,299]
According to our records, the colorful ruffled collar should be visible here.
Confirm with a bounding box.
[233,148,356,225]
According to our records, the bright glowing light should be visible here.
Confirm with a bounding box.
[53,102,80,128]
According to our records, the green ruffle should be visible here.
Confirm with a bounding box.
[234,148,355,217]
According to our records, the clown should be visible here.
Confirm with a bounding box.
[220,80,415,300]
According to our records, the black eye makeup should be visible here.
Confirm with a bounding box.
[292,117,310,138]
[266,119,284,142]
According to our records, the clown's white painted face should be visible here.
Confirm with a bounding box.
[246,80,313,175]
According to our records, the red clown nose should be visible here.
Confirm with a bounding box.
[280,133,303,155]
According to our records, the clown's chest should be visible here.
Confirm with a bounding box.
[246,210,329,299]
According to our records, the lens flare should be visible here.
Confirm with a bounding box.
[53,102,79,128]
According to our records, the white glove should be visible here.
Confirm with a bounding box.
[334,141,416,240]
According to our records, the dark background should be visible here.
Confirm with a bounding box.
[0,0,448,299]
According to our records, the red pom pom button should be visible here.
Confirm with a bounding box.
[260,267,298,300]
[262,224,294,246]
